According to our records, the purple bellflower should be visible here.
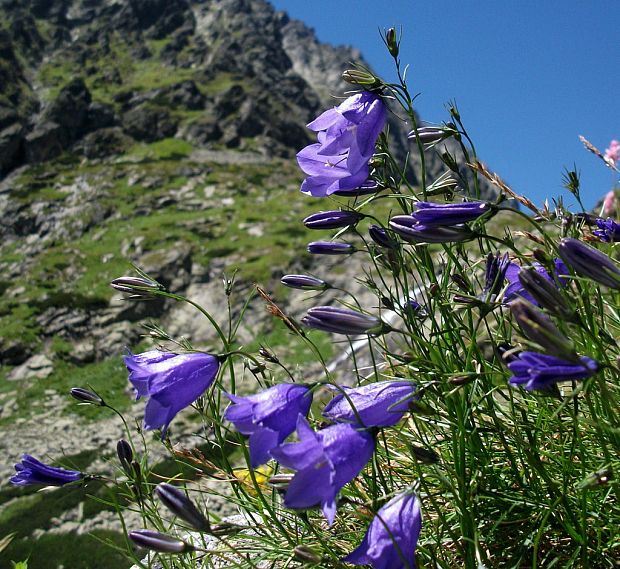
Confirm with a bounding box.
[389,215,473,243]
[323,381,416,428]
[507,351,598,391]
[307,241,356,255]
[344,491,422,569]
[297,143,371,197]
[302,306,388,335]
[504,259,568,305]
[592,218,620,242]
[10,454,82,487]
[125,350,220,436]
[411,201,491,227]
[559,237,620,289]
[270,416,375,525]
[297,91,385,197]
[307,91,386,171]
[224,383,313,468]
[303,210,364,230]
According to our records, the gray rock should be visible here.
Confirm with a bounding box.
[122,104,179,142]
[7,353,53,380]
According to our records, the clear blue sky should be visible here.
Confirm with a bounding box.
[271,0,620,211]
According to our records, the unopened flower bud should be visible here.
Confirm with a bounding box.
[369,225,399,249]
[70,387,105,406]
[410,445,440,464]
[559,237,620,289]
[385,28,399,57]
[518,267,573,320]
[307,241,356,255]
[129,529,193,553]
[211,521,245,536]
[155,483,211,532]
[302,306,390,336]
[451,273,472,293]
[294,545,322,564]
[342,69,382,89]
[116,439,133,474]
[408,126,447,144]
[110,276,163,297]
[258,346,280,363]
[303,210,364,230]
[532,249,551,265]
[510,299,576,360]
[368,155,385,168]
[281,274,329,291]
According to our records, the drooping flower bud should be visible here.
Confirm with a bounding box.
[70,388,105,406]
[408,126,448,144]
[155,483,211,533]
[410,445,440,464]
[385,28,399,57]
[116,439,133,475]
[294,545,323,564]
[307,241,356,255]
[129,530,193,553]
[389,216,474,243]
[110,276,163,298]
[559,237,620,289]
[302,306,390,335]
[280,274,330,291]
[303,210,364,230]
[518,267,574,320]
[510,299,576,360]
[368,225,399,249]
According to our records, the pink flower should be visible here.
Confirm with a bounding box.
[603,190,616,216]
[604,139,620,165]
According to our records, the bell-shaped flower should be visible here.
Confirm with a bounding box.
[297,143,371,197]
[297,91,385,197]
[344,491,422,569]
[323,381,416,428]
[307,91,386,172]
[270,416,375,525]
[224,383,313,468]
[124,350,220,436]
[10,454,82,487]
[507,351,598,391]
[593,218,620,243]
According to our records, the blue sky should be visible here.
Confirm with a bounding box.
[270,0,620,211]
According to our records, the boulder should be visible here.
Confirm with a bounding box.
[122,104,178,142]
